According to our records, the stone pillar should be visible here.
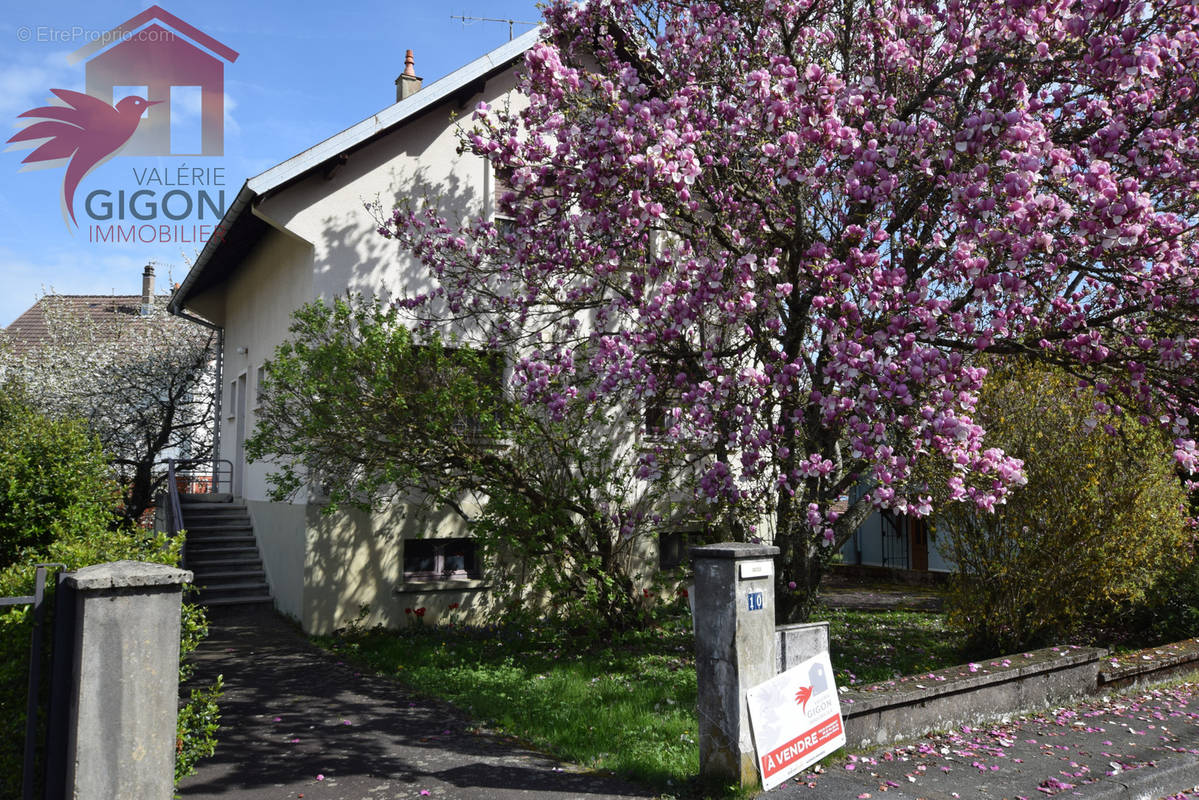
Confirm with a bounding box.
[691,543,779,788]
[63,560,192,800]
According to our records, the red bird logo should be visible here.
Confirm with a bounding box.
[8,89,160,226]
[795,685,813,713]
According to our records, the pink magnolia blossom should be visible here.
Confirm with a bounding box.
[383,0,1199,618]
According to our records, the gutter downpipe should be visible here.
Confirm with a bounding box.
[169,307,224,485]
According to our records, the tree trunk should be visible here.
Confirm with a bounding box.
[774,495,875,623]
[121,459,156,528]
[776,540,828,623]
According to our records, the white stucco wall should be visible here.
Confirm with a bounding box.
[256,67,523,318]
[203,69,534,631]
[300,502,500,635]
[218,67,525,509]
[247,499,308,622]
[219,225,315,501]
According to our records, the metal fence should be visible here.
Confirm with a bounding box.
[0,563,72,800]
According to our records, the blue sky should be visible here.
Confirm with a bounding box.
[0,0,541,327]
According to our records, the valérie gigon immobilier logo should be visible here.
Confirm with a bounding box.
[7,5,238,243]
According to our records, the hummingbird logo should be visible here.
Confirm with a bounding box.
[794,684,813,714]
[7,89,160,226]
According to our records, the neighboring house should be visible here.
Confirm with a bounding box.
[5,280,153,357]
[838,510,951,574]
[3,266,217,523]
[169,31,950,635]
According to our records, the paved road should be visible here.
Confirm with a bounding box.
[772,680,1199,799]
[176,607,656,800]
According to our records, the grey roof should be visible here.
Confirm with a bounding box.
[169,26,543,317]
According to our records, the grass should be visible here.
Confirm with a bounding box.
[317,603,701,795]
[822,606,963,687]
[315,601,963,798]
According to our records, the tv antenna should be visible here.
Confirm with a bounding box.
[450,15,538,41]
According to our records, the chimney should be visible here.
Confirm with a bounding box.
[395,50,423,102]
[141,264,155,315]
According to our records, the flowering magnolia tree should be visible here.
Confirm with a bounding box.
[385,0,1199,620]
[2,296,216,526]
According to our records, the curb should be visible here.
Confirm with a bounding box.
[1089,752,1199,800]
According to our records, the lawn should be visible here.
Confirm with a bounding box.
[317,605,701,794]
[822,606,962,687]
[316,602,962,797]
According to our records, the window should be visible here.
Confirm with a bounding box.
[492,170,517,239]
[255,365,266,407]
[645,393,675,436]
[403,538,480,581]
[658,530,700,571]
[488,162,555,241]
[645,368,690,438]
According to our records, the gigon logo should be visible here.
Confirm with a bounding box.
[7,5,238,243]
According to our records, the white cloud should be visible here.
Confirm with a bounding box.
[0,51,79,122]
[0,244,157,328]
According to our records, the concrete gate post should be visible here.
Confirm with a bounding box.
[62,560,192,800]
[691,543,779,788]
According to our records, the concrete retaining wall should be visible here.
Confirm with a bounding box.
[840,645,1107,748]
[774,628,1199,750]
[1099,638,1199,690]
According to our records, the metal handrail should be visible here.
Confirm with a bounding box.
[165,461,187,573]
[163,458,233,496]
[164,458,233,571]
[166,461,184,538]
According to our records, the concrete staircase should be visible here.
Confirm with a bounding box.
[180,494,273,608]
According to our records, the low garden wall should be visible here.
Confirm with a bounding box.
[829,638,1199,748]
[836,645,1107,748]
[1099,638,1199,690]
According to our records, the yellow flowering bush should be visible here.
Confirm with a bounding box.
[938,361,1190,652]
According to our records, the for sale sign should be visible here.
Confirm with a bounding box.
[746,651,845,790]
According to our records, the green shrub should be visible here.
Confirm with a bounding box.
[1116,549,1199,646]
[938,361,1190,653]
[0,391,219,795]
[0,387,119,569]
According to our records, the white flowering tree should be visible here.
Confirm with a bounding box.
[1,295,216,526]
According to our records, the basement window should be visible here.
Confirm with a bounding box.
[658,530,700,571]
[403,538,480,581]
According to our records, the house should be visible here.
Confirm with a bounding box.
[837,510,950,574]
[169,30,953,635]
[3,266,217,522]
[5,279,155,357]
[169,31,548,635]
